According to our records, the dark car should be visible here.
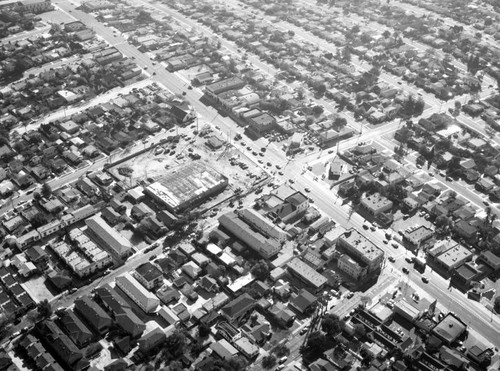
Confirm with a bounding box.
[402,267,409,274]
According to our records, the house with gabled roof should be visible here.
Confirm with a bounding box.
[115,309,146,339]
[74,296,112,335]
[60,309,94,348]
[221,293,255,325]
[138,328,167,354]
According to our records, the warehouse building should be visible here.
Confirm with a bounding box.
[144,161,228,213]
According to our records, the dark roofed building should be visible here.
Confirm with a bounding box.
[221,293,255,325]
[432,313,467,345]
[289,289,318,314]
[37,320,88,370]
[134,262,163,290]
[95,284,131,316]
[138,328,167,354]
[60,309,94,348]
[74,296,112,336]
[116,310,146,339]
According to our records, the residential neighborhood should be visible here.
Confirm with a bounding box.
[1,0,500,370]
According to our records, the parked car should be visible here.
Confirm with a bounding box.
[402,267,409,274]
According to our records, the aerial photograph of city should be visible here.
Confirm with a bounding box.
[1,0,500,370]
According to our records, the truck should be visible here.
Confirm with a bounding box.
[413,256,427,274]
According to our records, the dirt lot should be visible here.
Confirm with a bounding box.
[108,131,268,206]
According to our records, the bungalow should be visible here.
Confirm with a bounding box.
[289,289,317,314]
[131,203,154,220]
[138,328,166,354]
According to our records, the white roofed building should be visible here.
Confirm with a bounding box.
[115,273,160,313]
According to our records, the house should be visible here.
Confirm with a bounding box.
[198,275,218,293]
[25,245,49,266]
[234,337,259,359]
[289,289,317,314]
[269,191,309,224]
[182,261,202,280]
[134,262,163,290]
[60,309,94,348]
[138,328,166,354]
[115,273,160,313]
[74,296,113,335]
[269,302,295,328]
[221,293,255,325]
[76,177,99,197]
[210,339,239,361]
[170,103,196,124]
[131,203,154,220]
[101,207,121,226]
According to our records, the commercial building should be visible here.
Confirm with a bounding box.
[18,0,54,13]
[337,229,384,273]
[403,225,434,247]
[337,253,367,280]
[268,191,309,224]
[434,244,473,271]
[219,211,281,259]
[287,258,328,292]
[432,313,467,345]
[115,273,160,313]
[144,161,228,213]
[85,215,132,258]
[359,193,393,216]
[205,76,246,96]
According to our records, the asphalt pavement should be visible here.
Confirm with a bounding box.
[8,0,500,351]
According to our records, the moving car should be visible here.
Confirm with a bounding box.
[422,276,429,283]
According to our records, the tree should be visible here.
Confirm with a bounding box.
[166,360,184,371]
[165,330,186,358]
[198,322,211,337]
[435,215,450,228]
[312,105,324,116]
[315,84,326,96]
[273,344,290,358]
[321,314,341,335]
[37,299,52,319]
[251,260,270,280]
[262,355,277,369]
[31,213,49,228]
[353,323,366,338]
[41,182,52,198]
[382,30,391,39]
[342,46,351,63]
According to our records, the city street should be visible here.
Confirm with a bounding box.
[6,0,499,354]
